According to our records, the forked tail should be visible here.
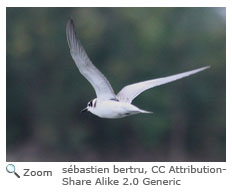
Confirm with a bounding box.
[140,109,153,114]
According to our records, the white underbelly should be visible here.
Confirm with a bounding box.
[92,101,140,119]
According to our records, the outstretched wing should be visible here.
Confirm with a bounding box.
[66,18,116,100]
[117,66,210,103]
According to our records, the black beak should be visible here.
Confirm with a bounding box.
[80,107,88,113]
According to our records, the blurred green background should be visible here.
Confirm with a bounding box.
[6,8,226,161]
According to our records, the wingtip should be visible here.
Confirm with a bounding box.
[67,16,74,26]
[194,65,211,73]
[204,65,211,70]
[201,66,211,72]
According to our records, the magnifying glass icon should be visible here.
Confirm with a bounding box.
[6,164,20,178]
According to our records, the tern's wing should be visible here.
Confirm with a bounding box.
[66,18,116,100]
[117,66,210,103]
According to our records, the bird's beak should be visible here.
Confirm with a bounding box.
[80,107,88,113]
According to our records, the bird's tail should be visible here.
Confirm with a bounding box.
[139,109,153,114]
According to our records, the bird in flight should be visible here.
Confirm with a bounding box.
[66,18,209,119]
